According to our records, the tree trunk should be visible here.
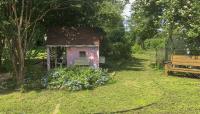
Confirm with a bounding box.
[0,48,2,68]
[165,22,174,61]
[141,41,145,50]
[0,50,2,70]
[10,38,25,87]
[16,38,25,86]
[0,39,5,71]
[15,55,25,86]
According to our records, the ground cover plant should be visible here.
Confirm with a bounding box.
[43,67,111,91]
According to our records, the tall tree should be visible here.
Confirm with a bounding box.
[157,0,200,56]
[0,0,66,86]
[0,2,7,71]
[130,0,200,50]
[0,37,5,69]
[130,0,163,48]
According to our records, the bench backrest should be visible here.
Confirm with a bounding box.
[171,55,200,66]
[74,57,90,66]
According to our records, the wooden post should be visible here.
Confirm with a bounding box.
[155,48,158,67]
[47,47,51,71]
[165,64,168,76]
[55,57,57,68]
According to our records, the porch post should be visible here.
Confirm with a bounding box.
[47,47,51,71]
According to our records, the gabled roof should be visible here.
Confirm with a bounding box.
[46,27,103,46]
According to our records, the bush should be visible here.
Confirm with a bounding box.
[42,67,111,91]
[144,38,165,50]
[0,79,16,90]
[24,65,46,89]
[131,44,143,54]
[0,60,12,73]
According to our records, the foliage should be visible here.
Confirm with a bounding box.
[0,60,12,73]
[144,38,165,50]
[0,79,16,90]
[130,0,163,48]
[99,1,132,59]
[24,65,46,89]
[43,67,111,91]
[102,38,132,60]
[45,0,131,60]
[157,0,200,38]
[0,0,66,86]
[26,47,46,60]
[131,44,143,54]
[130,0,200,52]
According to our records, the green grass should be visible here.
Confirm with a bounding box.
[1,52,200,114]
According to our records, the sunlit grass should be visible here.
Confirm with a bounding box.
[0,51,200,114]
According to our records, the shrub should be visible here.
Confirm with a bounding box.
[24,65,46,89]
[131,44,143,54]
[42,67,111,91]
[0,79,16,90]
[144,38,165,50]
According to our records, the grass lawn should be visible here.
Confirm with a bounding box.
[1,52,200,114]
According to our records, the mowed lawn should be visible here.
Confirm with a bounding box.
[1,52,200,114]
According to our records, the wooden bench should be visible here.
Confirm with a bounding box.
[74,57,90,66]
[165,55,200,76]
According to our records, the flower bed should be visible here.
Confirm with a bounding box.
[42,67,111,91]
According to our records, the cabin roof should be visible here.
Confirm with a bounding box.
[46,27,103,46]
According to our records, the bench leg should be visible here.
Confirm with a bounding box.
[165,64,169,76]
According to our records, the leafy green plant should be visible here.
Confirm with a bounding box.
[131,44,143,54]
[42,67,111,91]
[0,79,16,90]
[144,38,165,50]
[24,65,46,89]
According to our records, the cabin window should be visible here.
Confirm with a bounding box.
[79,51,86,57]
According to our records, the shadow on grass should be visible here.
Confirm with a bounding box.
[0,87,44,95]
[149,63,164,70]
[0,89,18,95]
[106,57,148,72]
[148,63,200,80]
[94,103,157,114]
[168,72,200,79]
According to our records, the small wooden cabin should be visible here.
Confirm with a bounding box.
[46,27,103,70]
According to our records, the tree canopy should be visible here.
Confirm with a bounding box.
[130,0,200,50]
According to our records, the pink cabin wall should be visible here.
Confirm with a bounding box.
[67,47,99,68]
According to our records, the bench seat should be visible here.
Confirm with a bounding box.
[165,55,200,76]
[168,67,200,74]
